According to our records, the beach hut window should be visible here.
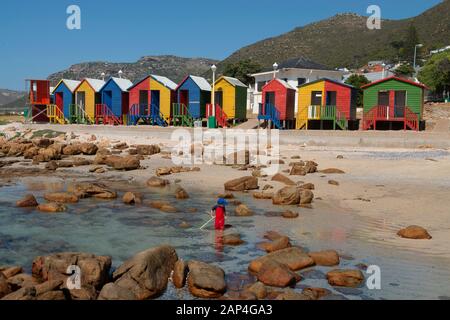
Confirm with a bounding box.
[215,91,223,107]
[326,91,337,106]
[311,91,322,106]
[378,91,389,106]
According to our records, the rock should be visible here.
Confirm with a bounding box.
[33,147,62,163]
[302,287,331,300]
[257,260,300,288]
[320,168,345,174]
[112,246,178,300]
[0,272,11,299]
[264,231,287,241]
[156,167,172,176]
[136,145,160,156]
[98,283,137,300]
[289,165,306,176]
[304,161,318,173]
[6,273,38,291]
[23,147,40,159]
[110,156,140,171]
[32,252,112,290]
[336,155,344,159]
[36,290,66,300]
[187,260,226,298]
[245,282,267,300]
[34,280,63,296]
[308,250,340,266]
[224,176,258,191]
[68,286,98,300]
[149,201,178,213]
[122,192,142,205]
[223,234,245,246]
[328,180,339,186]
[235,204,253,216]
[252,192,273,200]
[276,289,312,300]
[71,157,93,166]
[291,155,301,159]
[0,266,23,278]
[259,236,291,253]
[175,187,189,199]
[32,138,52,148]
[397,225,432,240]
[282,210,299,219]
[1,286,36,300]
[16,194,38,207]
[272,186,301,205]
[172,260,188,288]
[239,291,257,300]
[225,150,250,165]
[146,176,170,187]
[249,247,314,273]
[62,144,81,156]
[45,161,58,171]
[97,147,111,155]
[37,202,66,213]
[79,143,98,155]
[300,183,315,190]
[299,189,314,205]
[326,269,364,287]
[113,142,128,150]
[68,182,116,199]
[44,192,79,203]
[179,222,191,228]
[217,192,234,199]
[271,173,295,186]
[262,184,274,191]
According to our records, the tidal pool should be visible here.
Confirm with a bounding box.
[0,177,449,300]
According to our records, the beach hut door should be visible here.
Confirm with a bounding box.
[139,90,149,115]
[151,90,161,116]
[394,91,406,118]
[76,92,86,112]
[215,91,223,108]
[55,92,64,111]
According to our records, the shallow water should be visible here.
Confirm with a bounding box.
[0,177,449,300]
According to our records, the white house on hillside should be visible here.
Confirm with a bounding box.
[248,57,345,114]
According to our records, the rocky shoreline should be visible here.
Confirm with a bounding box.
[0,128,435,300]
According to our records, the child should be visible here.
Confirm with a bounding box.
[211,198,228,230]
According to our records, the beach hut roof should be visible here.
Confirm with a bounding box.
[108,77,133,91]
[219,76,247,88]
[298,78,356,89]
[83,78,106,92]
[52,79,81,94]
[272,78,295,90]
[190,76,211,91]
[151,75,177,90]
[361,76,427,89]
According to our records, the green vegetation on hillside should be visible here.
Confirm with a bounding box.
[222,59,262,85]
[419,51,450,95]
[345,74,370,108]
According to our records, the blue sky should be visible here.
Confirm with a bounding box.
[0,0,442,90]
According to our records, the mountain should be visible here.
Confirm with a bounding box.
[47,55,219,86]
[0,89,24,106]
[0,96,26,114]
[218,0,450,71]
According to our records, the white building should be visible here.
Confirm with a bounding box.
[248,57,345,114]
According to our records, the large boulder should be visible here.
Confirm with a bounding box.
[37,202,66,213]
[326,269,364,287]
[98,283,137,300]
[146,176,169,187]
[222,233,245,246]
[224,176,258,191]
[68,182,116,199]
[397,225,432,240]
[79,143,98,155]
[187,261,226,298]
[299,189,314,205]
[16,194,38,207]
[320,168,345,174]
[23,147,40,159]
[110,246,178,300]
[32,252,112,290]
[62,144,82,156]
[259,236,291,253]
[32,138,52,148]
[175,187,189,200]
[308,250,340,266]
[257,260,300,288]
[272,187,301,205]
[122,192,142,205]
[244,282,267,300]
[109,155,140,171]
[271,173,296,186]
[249,247,314,273]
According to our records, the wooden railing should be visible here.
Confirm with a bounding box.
[206,104,228,128]
[46,104,66,124]
[297,105,346,130]
[363,105,419,131]
[258,103,282,129]
[172,103,194,127]
[95,104,122,125]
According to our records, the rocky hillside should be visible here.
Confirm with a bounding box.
[47,55,219,86]
[0,89,24,106]
[218,0,450,70]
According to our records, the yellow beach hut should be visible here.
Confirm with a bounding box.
[73,78,105,123]
[213,76,247,122]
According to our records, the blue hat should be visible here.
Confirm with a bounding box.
[217,198,228,206]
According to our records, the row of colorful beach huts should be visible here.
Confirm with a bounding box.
[26,74,427,131]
